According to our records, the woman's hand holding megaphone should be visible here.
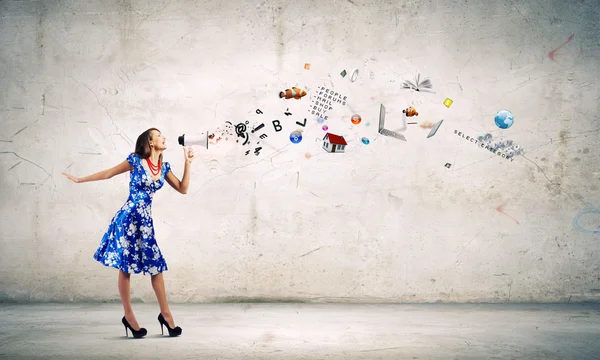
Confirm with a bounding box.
[184,146,195,164]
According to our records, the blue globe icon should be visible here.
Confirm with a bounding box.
[494,110,514,129]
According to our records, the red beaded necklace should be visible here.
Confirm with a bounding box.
[146,157,161,176]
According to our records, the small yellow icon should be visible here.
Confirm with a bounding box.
[443,98,453,108]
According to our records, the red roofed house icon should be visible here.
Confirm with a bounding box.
[322,133,347,153]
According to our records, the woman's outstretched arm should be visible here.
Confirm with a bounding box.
[62,160,133,183]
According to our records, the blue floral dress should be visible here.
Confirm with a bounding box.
[93,153,171,275]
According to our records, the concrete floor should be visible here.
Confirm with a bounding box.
[0,303,598,359]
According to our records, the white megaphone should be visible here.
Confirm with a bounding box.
[178,132,209,149]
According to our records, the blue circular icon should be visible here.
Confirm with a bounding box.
[317,117,325,124]
[361,137,370,145]
[290,131,302,144]
[494,109,514,129]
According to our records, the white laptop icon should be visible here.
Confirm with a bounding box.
[378,104,407,141]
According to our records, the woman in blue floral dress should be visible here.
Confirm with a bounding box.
[62,128,194,338]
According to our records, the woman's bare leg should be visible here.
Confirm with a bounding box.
[118,270,141,330]
[151,273,176,328]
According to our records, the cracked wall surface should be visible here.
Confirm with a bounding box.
[0,0,599,303]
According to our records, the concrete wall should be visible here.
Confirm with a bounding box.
[1,0,599,303]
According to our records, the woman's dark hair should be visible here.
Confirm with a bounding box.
[133,128,163,164]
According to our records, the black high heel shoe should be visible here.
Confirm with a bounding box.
[122,316,147,339]
[158,313,182,337]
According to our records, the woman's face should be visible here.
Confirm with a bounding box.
[150,130,167,151]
